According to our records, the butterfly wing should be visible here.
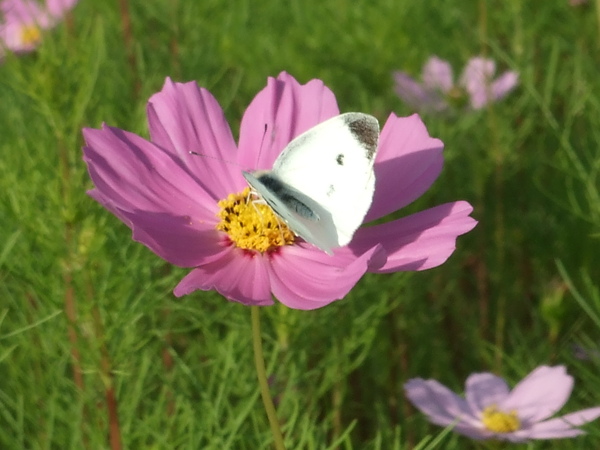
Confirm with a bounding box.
[243,171,339,254]
[270,112,379,247]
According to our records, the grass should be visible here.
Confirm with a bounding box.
[1,0,600,448]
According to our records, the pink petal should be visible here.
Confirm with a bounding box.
[237,72,340,171]
[515,407,600,439]
[92,191,225,267]
[465,372,510,412]
[0,22,40,52]
[511,427,584,441]
[459,57,497,110]
[393,71,448,112]
[366,113,444,222]
[83,125,216,217]
[405,379,481,428]
[422,56,454,93]
[491,71,519,101]
[501,366,574,423]
[355,201,477,273]
[552,407,600,426]
[83,125,226,266]
[1,0,51,27]
[174,248,274,306]
[393,72,432,105]
[146,77,241,198]
[268,244,385,310]
[45,0,78,18]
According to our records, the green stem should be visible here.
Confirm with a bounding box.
[251,306,286,450]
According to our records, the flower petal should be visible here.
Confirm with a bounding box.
[491,71,519,102]
[366,113,444,222]
[147,78,241,198]
[422,56,454,93]
[123,211,221,264]
[268,244,385,310]
[46,0,78,18]
[174,248,274,306]
[393,72,448,112]
[1,0,52,27]
[83,125,216,218]
[500,366,574,424]
[83,125,227,266]
[405,378,482,429]
[355,201,476,273]
[89,190,224,267]
[465,372,510,412]
[237,71,340,171]
[459,57,497,110]
[514,407,600,440]
[392,71,440,110]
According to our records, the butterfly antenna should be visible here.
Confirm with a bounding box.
[188,151,240,168]
[254,123,269,165]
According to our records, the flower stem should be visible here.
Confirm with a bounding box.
[251,306,286,450]
[116,0,140,98]
[92,305,123,450]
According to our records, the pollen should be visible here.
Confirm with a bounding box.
[20,25,42,46]
[481,405,521,433]
[216,187,295,253]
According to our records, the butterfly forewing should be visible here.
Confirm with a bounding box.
[270,113,379,246]
[243,112,379,254]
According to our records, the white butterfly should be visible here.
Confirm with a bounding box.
[243,112,379,255]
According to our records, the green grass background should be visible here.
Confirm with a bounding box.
[1,0,600,448]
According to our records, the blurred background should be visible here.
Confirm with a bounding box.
[1,0,599,448]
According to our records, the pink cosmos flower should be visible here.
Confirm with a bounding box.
[0,0,78,54]
[405,365,600,442]
[394,56,519,112]
[82,72,476,310]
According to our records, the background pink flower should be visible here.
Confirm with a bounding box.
[83,72,476,309]
[405,365,600,442]
[0,0,77,53]
[459,57,519,109]
[394,55,519,112]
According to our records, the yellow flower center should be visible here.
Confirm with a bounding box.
[20,25,42,46]
[216,187,295,253]
[481,405,521,433]
[447,86,468,108]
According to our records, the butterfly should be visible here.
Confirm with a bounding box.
[243,113,379,255]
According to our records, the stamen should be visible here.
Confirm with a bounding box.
[20,25,42,46]
[481,405,521,433]
[447,86,468,108]
[216,187,295,252]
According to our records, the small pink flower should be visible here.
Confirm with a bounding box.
[0,0,78,54]
[394,56,519,112]
[83,72,476,310]
[405,365,600,442]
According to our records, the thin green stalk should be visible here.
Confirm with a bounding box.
[117,0,140,98]
[596,0,600,48]
[92,305,123,450]
[251,306,286,450]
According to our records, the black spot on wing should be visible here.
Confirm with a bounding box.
[336,154,344,165]
[344,114,379,160]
